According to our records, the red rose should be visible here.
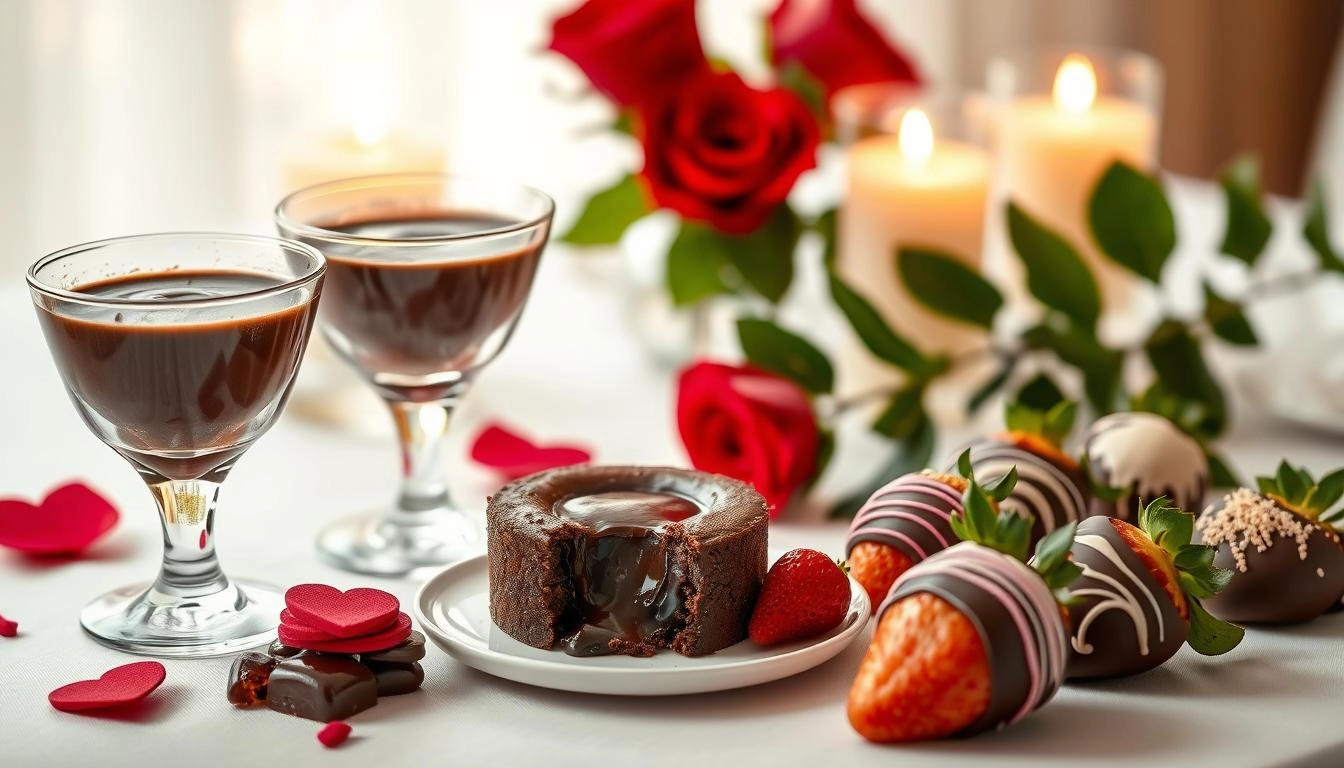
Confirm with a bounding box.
[638,72,819,234]
[548,0,710,107]
[677,361,819,516]
[769,0,921,96]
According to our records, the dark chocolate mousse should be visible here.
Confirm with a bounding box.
[487,465,769,657]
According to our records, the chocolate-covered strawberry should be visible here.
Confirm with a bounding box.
[1196,462,1344,624]
[1057,500,1243,679]
[957,401,1089,549]
[846,470,1010,612]
[1081,412,1208,520]
[847,457,1079,743]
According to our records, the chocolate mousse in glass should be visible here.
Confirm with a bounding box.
[276,174,553,575]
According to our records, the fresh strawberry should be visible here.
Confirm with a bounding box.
[1060,500,1242,679]
[748,548,850,646]
[848,458,1078,743]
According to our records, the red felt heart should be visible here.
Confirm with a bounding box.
[284,584,400,637]
[470,422,592,481]
[278,612,413,654]
[278,608,399,644]
[48,661,166,713]
[0,613,17,638]
[318,721,353,749]
[0,482,119,555]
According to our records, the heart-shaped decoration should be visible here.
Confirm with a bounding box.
[284,584,400,637]
[48,661,166,713]
[0,613,17,638]
[279,611,413,654]
[0,482,119,555]
[470,422,592,481]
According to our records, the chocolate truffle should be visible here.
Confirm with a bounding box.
[226,652,277,707]
[1063,517,1187,679]
[364,661,425,696]
[1196,488,1344,624]
[882,542,1068,736]
[487,465,768,658]
[266,654,378,722]
[959,441,1089,547]
[1082,412,1207,520]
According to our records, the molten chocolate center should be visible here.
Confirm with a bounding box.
[555,491,700,657]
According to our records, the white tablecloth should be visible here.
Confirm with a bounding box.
[3,240,1344,768]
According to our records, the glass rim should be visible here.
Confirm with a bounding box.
[27,231,327,310]
[273,172,557,248]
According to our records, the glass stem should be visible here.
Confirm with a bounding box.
[388,394,464,525]
[148,476,229,599]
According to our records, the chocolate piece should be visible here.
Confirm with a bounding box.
[846,473,964,563]
[883,542,1067,735]
[1082,412,1207,520]
[268,639,306,659]
[266,654,378,722]
[226,652,277,707]
[1197,489,1344,624]
[487,465,768,658]
[959,441,1089,547]
[364,661,424,696]
[360,630,426,665]
[1063,517,1187,679]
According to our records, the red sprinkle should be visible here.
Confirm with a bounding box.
[317,721,352,748]
[199,530,207,550]
[0,613,17,637]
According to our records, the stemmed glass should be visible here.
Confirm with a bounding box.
[28,233,325,657]
[276,173,553,575]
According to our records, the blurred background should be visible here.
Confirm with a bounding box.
[1,0,1341,272]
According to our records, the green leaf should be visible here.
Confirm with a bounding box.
[968,365,1012,415]
[1007,203,1101,330]
[1145,320,1228,438]
[1022,322,1124,414]
[1139,497,1192,554]
[828,418,935,519]
[1017,373,1065,412]
[956,448,974,480]
[1255,475,1278,497]
[827,271,942,377]
[777,61,827,120]
[1004,401,1045,437]
[736,318,834,394]
[1206,450,1241,489]
[1203,285,1258,346]
[984,466,1019,503]
[1173,543,1216,573]
[723,206,800,304]
[1304,182,1344,272]
[1219,156,1273,265]
[872,385,927,440]
[611,111,636,137]
[1043,400,1079,446]
[1276,460,1308,505]
[816,209,838,269]
[896,246,1003,330]
[1033,522,1083,590]
[1087,161,1176,281]
[666,223,734,306]
[1308,468,1344,515]
[1185,599,1245,656]
[561,174,648,246]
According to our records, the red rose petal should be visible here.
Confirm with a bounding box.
[0,613,17,638]
[48,661,166,713]
[0,482,119,555]
[318,721,353,748]
[469,422,592,481]
[279,612,413,654]
[285,584,400,637]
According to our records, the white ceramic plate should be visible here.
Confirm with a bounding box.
[413,550,870,696]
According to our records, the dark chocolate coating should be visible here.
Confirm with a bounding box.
[360,630,426,664]
[1198,502,1344,624]
[487,465,768,657]
[1063,517,1187,679]
[267,640,305,659]
[846,473,963,564]
[226,652,276,707]
[882,542,1067,736]
[365,661,424,696]
[1082,412,1207,521]
[956,441,1089,548]
[266,654,378,722]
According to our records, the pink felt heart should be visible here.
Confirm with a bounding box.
[469,422,592,481]
[0,613,16,638]
[279,612,413,654]
[48,661,166,713]
[284,584,400,637]
[0,482,119,555]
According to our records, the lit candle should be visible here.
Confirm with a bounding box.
[997,53,1158,312]
[838,108,992,353]
[282,100,445,193]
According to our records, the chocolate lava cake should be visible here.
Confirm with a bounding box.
[486,465,769,657]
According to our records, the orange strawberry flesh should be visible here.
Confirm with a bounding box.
[849,542,913,615]
[847,592,990,743]
[995,431,1080,473]
[1109,518,1188,620]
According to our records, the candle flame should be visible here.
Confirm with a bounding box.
[898,108,934,165]
[1053,53,1097,113]
[351,93,393,147]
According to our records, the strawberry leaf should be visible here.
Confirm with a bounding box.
[951,469,1033,562]
[1139,497,1191,555]
[1308,468,1344,516]
[1033,522,1082,591]
[1256,475,1278,497]
[956,448,974,480]
[1004,401,1045,438]
[1186,598,1245,656]
[1276,461,1308,506]
[984,466,1019,503]
[1042,400,1079,447]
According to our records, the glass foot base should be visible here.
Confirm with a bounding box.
[80,578,282,658]
[316,511,482,576]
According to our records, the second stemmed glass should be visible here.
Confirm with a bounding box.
[276,173,554,575]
